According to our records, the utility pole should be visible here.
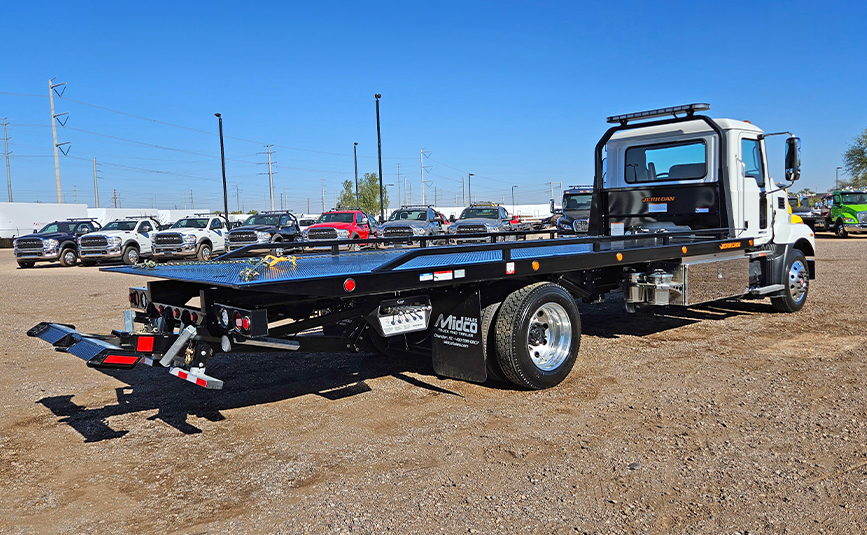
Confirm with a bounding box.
[321,178,326,212]
[403,175,408,205]
[375,94,384,222]
[396,163,401,208]
[354,142,359,208]
[419,149,431,204]
[2,118,11,202]
[113,189,117,208]
[73,185,77,204]
[49,78,70,203]
[92,158,99,208]
[468,173,474,204]
[235,184,241,212]
[462,176,466,206]
[190,189,194,210]
[307,198,310,213]
[263,145,276,211]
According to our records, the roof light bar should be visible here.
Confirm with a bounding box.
[606,103,710,125]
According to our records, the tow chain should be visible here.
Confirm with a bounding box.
[239,255,297,282]
[134,258,258,269]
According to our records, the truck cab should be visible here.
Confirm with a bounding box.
[380,205,446,241]
[827,189,867,237]
[152,214,227,262]
[227,211,300,252]
[556,186,593,234]
[78,216,160,266]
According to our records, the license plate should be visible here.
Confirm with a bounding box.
[378,310,428,336]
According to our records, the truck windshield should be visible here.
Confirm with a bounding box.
[317,213,355,223]
[459,208,499,219]
[389,210,427,221]
[840,193,867,204]
[243,214,282,226]
[38,222,76,233]
[171,218,209,229]
[102,221,138,231]
[563,194,592,211]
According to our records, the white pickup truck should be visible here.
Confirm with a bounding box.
[78,217,160,266]
[152,214,228,262]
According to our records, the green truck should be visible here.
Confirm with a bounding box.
[817,190,867,237]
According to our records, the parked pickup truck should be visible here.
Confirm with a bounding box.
[78,216,160,266]
[152,214,228,261]
[555,186,593,234]
[226,211,301,253]
[379,205,446,243]
[447,202,528,242]
[302,209,379,250]
[13,218,100,268]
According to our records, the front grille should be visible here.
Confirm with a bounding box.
[154,233,183,245]
[16,238,43,249]
[229,231,257,244]
[456,225,487,234]
[384,226,413,237]
[307,228,337,240]
[80,235,108,247]
[858,212,867,224]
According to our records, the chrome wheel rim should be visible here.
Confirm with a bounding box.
[789,259,808,303]
[202,247,211,260]
[63,250,76,264]
[128,249,138,263]
[526,302,572,371]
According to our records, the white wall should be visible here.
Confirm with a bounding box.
[0,202,89,239]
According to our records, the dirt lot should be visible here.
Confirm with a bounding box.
[1,236,865,535]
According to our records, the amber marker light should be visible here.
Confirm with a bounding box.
[532,261,540,271]
[682,246,688,254]
[616,253,623,261]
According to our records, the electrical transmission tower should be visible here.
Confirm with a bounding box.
[420,149,431,204]
[49,78,70,203]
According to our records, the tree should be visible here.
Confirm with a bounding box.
[842,128,867,189]
[335,173,388,216]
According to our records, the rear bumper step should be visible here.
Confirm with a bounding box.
[26,322,141,369]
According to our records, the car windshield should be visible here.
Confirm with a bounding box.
[459,208,499,220]
[563,194,592,211]
[101,221,138,231]
[171,218,209,229]
[389,210,427,221]
[38,222,76,233]
[243,214,282,226]
[840,193,867,204]
[317,212,355,224]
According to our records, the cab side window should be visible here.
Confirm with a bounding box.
[741,139,765,188]
[210,218,223,230]
[75,223,93,234]
[280,215,293,227]
[139,222,153,233]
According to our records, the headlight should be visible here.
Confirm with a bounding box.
[844,216,856,222]
[107,236,122,246]
[256,231,272,243]
[336,229,350,238]
[301,229,309,239]
[447,226,456,234]
[485,224,499,232]
[43,239,59,249]
[182,234,197,244]
[412,227,426,236]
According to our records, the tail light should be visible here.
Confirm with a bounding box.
[241,316,251,331]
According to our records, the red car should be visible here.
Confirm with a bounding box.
[302,209,380,249]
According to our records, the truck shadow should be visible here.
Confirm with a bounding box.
[579,296,765,338]
[37,349,464,443]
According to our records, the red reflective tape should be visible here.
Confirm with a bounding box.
[195,377,207,387]
[103,354,138,365]
[136,336,154,352]
[178,370,188,380]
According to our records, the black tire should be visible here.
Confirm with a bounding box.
[494,282,581,390]
[835,220,848,238]
[348,234,360,251]
[122,245,140,265]
[196,242,212,262]
[17,261,35,269]
[771,249,809,313]
[481,302,508,384]
[59,247,77,267]
[80,259,98,267]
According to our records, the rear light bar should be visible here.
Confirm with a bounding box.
[215,303,267,336]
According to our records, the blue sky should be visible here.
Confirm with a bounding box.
[1,1,865,211]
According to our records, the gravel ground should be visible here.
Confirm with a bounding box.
[1,236,865,535]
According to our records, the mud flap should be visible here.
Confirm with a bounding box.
[431,291,487,383]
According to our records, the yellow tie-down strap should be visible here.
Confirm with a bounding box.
[262,254,296,267]
[239,255,297,282]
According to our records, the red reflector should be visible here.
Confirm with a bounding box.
[173,308,181,319]
[103,354,138,365]
[343,278,356,292]
[241,316,250,331]
[195,377,207,387]
[177,370,188,380]
[190,312,198,323]
[158,305,164,314]
[136,336,154,352]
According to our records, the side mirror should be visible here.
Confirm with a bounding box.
[549,199,555,213]
[785,136,801,182]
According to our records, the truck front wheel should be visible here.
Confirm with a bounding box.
[834,220,848,238]
[196,243,212,261]
[59,248,77,267]
[771,249,809,313]
[494,282,581,390]
[122,245,140,265]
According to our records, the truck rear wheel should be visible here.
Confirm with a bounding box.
[59,247,77,267]
[494,282,580,390]
[771,249,809,313]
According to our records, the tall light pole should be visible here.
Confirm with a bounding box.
[354,142,359,207]
[468,173,474,204]
[836,166,843,190]
[375,94,384,222]
[511,185,518,214]
[215,113,229,221]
